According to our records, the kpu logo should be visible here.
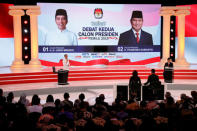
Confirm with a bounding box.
[94,8,103,19]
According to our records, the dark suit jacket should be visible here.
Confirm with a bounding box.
[129,76,141,93]
[144,73,160,86]
[163,62,174,81]
[118,29,153,46]
[164,62,173,71]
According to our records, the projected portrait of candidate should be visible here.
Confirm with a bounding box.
[118,10,153,46]
[44,9,78,45]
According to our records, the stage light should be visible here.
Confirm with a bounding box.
[24,38,28,42]
[24,20,28,24]
[24,55,28,59]
[24,29,28,33]
[169,16,176,62]
[21,14,31,64]
[24,46,28,50]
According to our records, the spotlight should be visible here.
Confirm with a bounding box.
[24,46,28,50]
[171,37,174,40]
[170,21,174,24]
[24,20,28,24]
[171,45,174,48]
[170,29,174,32]
[24,29,28,33]
[24,38,28,42]
[25,55,28,59]
[171,54,174,56]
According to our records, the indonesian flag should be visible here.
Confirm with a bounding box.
[176,4,197,63]
[0,3,14,66]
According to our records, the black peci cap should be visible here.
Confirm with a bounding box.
[131,10,143,19]
[55,9,68,20]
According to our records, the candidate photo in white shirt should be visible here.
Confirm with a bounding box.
[44,9,78,46]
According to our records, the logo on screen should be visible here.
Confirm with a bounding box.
[94,8,103,19]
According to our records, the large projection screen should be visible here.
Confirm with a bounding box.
[39,3,162,66]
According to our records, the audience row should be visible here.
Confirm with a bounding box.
[0,88,197,131]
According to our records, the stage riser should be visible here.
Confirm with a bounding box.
[0,69,197,85]
[1,69,197,77]
[1,73,197,81]
[0,76,197,85]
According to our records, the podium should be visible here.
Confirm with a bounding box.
[163,67,174,83]
[116,85,129,101]
[142,85,164,101]
[53,67,69,85]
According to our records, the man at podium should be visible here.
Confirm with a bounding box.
[163,58,174,83]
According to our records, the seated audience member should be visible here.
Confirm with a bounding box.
[77,102,93,120]
[6,92,17,103]
[27,94,43,113]
[92,97,107,112]
[43,94,55,108]
[0,88,6,105]
[126,94,140,111]
[79,93,89,108]
[144,69,161,87]
[176,94,194,110]
[37,113,61,131]
[164,96,176,110]
[61,92,73,109]
[146,98,159,110]
[18,93,30,106]
[99,94,109,109]
[74,93,89,112]
[191,91,197,106]
[116,102,128,120]
[162,91,172,103]
[143,69,162,101]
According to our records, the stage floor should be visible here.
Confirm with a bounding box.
[1,65,197,105]
[1,64,197,73]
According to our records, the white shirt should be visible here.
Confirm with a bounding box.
[63,58,70,70]
[44,29,78,46]
[27,105,43,113]
[132,28,141,39]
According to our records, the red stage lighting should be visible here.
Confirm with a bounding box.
[171,37,174,40]
[24,55,28,59]
[24,38,28,42]
[24,20,28,24]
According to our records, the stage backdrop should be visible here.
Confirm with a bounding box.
[37,3,161,66]
[1,4,197,67]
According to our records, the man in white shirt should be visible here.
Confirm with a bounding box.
[63,54,70,70]
[45,9,78,46]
